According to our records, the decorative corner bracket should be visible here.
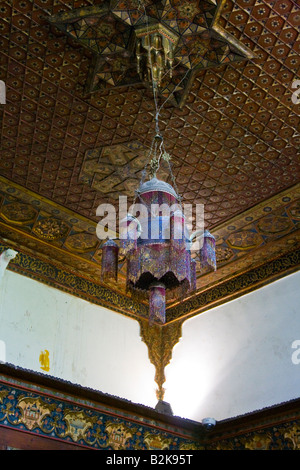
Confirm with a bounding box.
[139,318,183,401]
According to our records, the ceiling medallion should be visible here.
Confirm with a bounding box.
[48,0,254,107]
[80,141,169,200]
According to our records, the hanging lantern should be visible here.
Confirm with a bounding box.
[98,108,218,322]
[149,282,166,324]
[124,177,195,322]
[119,214,140,256]
[199,230,217,271]
[190,258,197,292]
[170,209,185,251]
[100,177,217,323]
[100,175,217,323]
[101,238,119,282]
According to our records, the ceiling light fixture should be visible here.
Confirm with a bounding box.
[100,1,218,324]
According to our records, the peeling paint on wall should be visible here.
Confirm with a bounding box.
[39,350,50,372]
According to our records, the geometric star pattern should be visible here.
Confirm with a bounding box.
[48,0,255,106]
[0,0,299,229]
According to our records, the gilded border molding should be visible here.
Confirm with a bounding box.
[0,374,202,450]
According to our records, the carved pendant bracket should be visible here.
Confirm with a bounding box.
[139,319,183,401]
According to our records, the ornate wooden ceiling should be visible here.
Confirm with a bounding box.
[47,0,255,106]
[0,0,299,325]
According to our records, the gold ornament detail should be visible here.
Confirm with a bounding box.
[33,217,70,240]
[17,397,54,431]
[0,389,8,404]
[64,232,99,253]
[1,202,37,225]
[135,23,178,89]
[48,0,255,107]
[227,230,263,250]
[105,422,135,450]
[64,410,96,442]
[144,432,172,450]
[244,433,272,450]
[284,425,300,450]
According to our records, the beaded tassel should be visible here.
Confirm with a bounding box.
[101,239,119,282]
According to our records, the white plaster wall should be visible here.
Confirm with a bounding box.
[164,270,300,422]
[1,267,299,423]
[0,270,157,409]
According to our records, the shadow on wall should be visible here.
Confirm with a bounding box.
[164,273,300,421]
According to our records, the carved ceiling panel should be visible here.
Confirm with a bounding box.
[80,141,169,199]
[48,0,254,106]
